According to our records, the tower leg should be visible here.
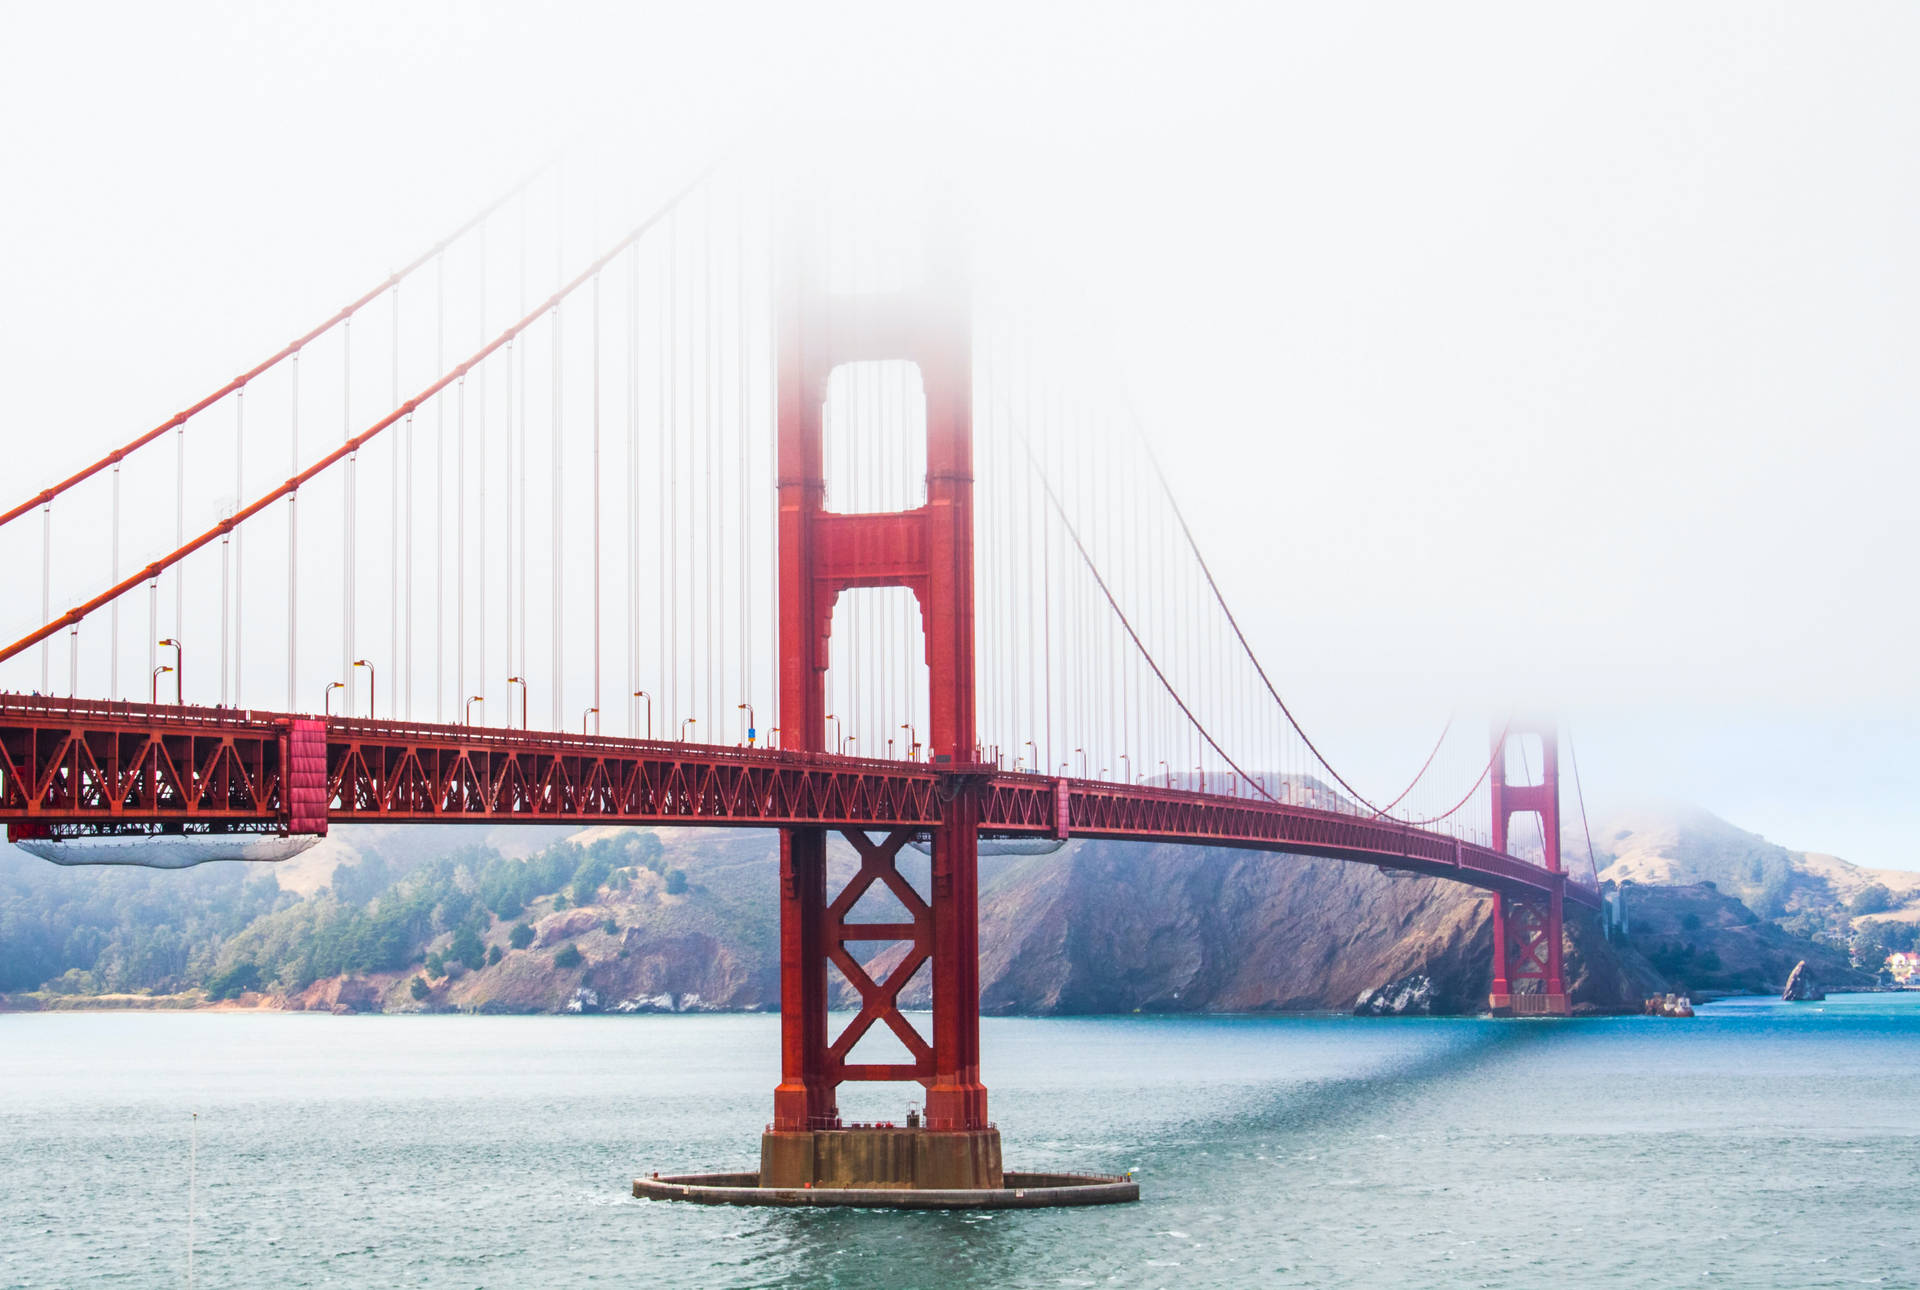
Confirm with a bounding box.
[772,827,835,1132]
[1488,893,1513,1013]
[1491,891,1570,1017]
[925,795,988,1132]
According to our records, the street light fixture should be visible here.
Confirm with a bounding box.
[1160,760,1170,787]
[151,664,174,704]
[901,723,918,761]
[681,716,698,742]
[826,713,841,756]
[583,706,599,734]
[465,695,484,725]
[767,727,780,750]
[1075,748,1088,778]
[158,638,182,703]
[353,659,375,719]
[507,677,528,730]
[737,702,756,747]
[324,680,344,716]
[633,690,651,739]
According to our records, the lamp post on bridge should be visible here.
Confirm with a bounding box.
[158,638,182,704]
[901,723,918,761]
[354,659,375,719]
[1120,753,1130,782]
[826,713,842,756]
[324,680,343,716]
[1074,748,1088,778]
[738,703,756,747]
[1160,760,1170,788]
[766,726,779,750]
[507,677,528,730]
[151,664,173,704]
[583,707,599,734]
[633,690,651,739]
[681,717,697,743]
[465,695,484,725]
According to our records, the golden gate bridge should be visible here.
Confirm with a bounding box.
[0,157,1599,1202]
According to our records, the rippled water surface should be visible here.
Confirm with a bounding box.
[4,995,1917,1288]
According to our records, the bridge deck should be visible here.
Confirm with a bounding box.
[0,696,1596,908]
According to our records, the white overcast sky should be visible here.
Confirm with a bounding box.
[2,3,1916,868]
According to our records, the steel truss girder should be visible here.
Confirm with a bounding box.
[0,699,1593,913]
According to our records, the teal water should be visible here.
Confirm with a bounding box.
[3,996,1917,1288]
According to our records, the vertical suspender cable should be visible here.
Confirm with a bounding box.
[517,188,529,701]
[592,271,602,732]
[477,224,489,724]
[219,515,228,705]
[505,333,515,719]
[344,318,355,715]
[551,299,565,731]
[390,284,399,719]
[40,505,51,693]
[175,422,185,685]
[403,409,414,720]
[435,253,446,722]
[230,392,243,705]
[288,352,300,710]
[111,464,122,699]
[667,213,679,732]
[737,189,750,727]
[633,245,641,737]
[457,375,467,715]
[1041,372,1052,772]
[658,231,669,735]
[756,193,771,737]
[704,187,716,738]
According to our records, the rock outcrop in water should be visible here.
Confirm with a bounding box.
[1781,960,1825,1001]
[1353,973,1434,1016]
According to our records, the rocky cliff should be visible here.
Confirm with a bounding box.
[7,815,1869,1017]
[369,831,1651,1017]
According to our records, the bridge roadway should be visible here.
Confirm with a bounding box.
[0,695,1597,909]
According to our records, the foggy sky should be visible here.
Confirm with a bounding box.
[2,3,1916,868]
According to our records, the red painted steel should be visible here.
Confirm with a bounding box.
[0,695,1595,905]
[771,203,986,1130]
[284,718,329,836]
[1487,724,1571,1014]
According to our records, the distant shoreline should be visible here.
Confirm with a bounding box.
[9,988,1913,1018]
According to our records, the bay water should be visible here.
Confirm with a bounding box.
[3,995,1916,1288]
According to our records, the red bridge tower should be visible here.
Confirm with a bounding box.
[1488,724,1570,1016]
[760,203,998,1189]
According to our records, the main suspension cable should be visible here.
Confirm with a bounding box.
[1122,398,1489,823]
[0,168,711,671]
[0,162,552,530]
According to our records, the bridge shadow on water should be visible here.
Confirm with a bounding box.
[712,1016,1583,1290]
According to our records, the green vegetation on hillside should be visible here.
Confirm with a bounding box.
[0,831,669,998]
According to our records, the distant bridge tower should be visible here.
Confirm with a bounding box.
[763,195,998,1189]
[1488,724,1570,1015]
